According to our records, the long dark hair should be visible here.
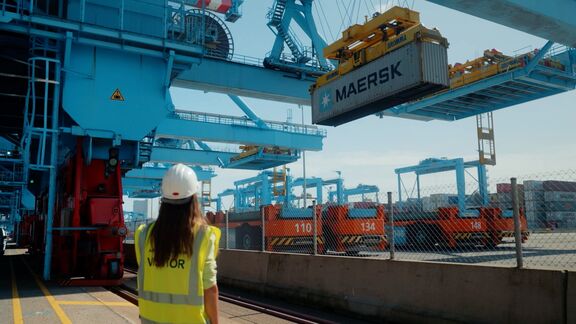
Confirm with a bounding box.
[149,195,205,267]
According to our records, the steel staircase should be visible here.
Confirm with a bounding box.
[269,0,286,26]
[138,132,155,166]
[267,0,309,64]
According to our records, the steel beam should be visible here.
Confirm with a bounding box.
[149,147,237,166]
[156,116,324,151]
[122,178,161,190]
[228,95,270,129]
[125,166,215,181]
[172,58,312,105]
[427,0,576,47]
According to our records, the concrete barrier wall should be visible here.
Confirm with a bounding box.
[218,250,570,323]
[568,271,576,324]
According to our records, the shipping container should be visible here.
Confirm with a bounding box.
[543,180,576,192]
[545,211,576,221]
[525,201,546,212]
[526,210,546,228]
[525,191,545,201]
[422,197,434,211]
[544,191,576,202]
[523,180,544,191]
[352,201,379,209]
[567,219,576,229]
[311,41,449,126]
[545,201,576,212]
[496,183,512,193]
[496,183,524,193]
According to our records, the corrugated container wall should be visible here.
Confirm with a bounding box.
[311,41,449,126]
[524,180,544,191]
[543,180,576,192]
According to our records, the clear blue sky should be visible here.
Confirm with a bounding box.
[163,0,576,211]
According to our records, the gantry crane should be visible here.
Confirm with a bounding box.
[0,0,328,282]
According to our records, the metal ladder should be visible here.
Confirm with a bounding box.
[201,181,212,207]
[21,37,61,175]
[20,36,62,280]
[272,166,287,197]
[476,112,496,165]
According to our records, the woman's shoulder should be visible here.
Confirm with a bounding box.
[135,222,156,236]
[194,223,220,237]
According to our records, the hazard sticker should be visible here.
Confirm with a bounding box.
[110,88,125,101]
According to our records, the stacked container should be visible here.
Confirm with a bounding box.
[524,180,545,229]
[422,193,457,211]
[493,183,524,210]
[543,181,576,229]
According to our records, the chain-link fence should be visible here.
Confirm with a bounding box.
[208,170,576,271]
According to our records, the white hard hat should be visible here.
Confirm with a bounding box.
[161,164,199,204]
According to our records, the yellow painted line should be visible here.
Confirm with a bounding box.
[21,258,72,324]
[9,259,24,324]
[57,301,134,307]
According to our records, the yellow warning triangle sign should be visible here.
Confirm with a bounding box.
[110,88,125,101]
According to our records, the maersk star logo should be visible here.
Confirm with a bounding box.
[319,91,333,112]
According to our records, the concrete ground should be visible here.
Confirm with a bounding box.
[122,274,295,324]
[123,271,368,323]
[0,246,140,324]
[1,246,301,324]
[366,232,576,269]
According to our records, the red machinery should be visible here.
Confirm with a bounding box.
[36,141,127,285]
[207,204,527,253]
[323,204,387,255]
[207,204,324,253]
[264,204,323,253]
[391,206,528,248]
[483,208,529,247]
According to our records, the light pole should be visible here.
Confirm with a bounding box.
[300,105,307,208]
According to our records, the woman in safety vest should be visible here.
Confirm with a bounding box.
[135,163,221,323]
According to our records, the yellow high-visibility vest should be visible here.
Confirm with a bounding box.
[135,223,221,324]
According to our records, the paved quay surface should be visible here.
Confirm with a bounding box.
[0,247,293,324]
[2,246,368,323]
[365,232,576,269]
[123,272,368,324]
[0,247,140,324]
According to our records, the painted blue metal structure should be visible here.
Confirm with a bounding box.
[1,0,575,281]
[0,0,329,280]
[263,0,332,77]
[379,42,576,121]
[395,158,489,216]
[329,184,380,204]
[427,0,576,48]
[230,170,294,211]
[291,177,324,204]
[216,173,347,212]
[122,164,216,198]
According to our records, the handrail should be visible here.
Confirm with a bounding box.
[170,110,327,137]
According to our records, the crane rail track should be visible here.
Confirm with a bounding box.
[114,266,334,324]
[107,284,139,305]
